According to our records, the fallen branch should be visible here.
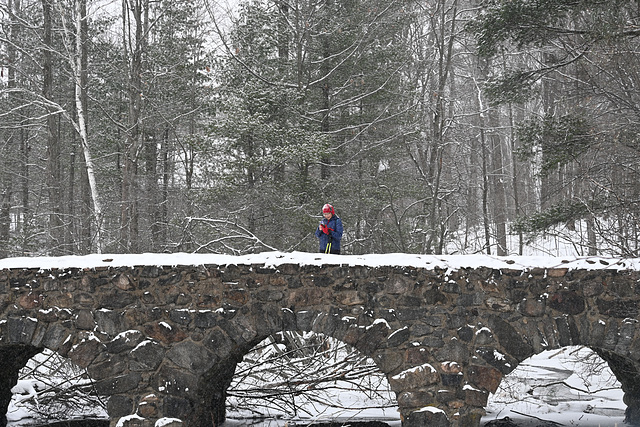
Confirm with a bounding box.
[528,380,619,395]
[510,410,564,426]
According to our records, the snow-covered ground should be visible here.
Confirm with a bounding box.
[482,346,627,426]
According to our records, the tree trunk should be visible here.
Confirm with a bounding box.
[42,0,64,255]
[120,0,147,252]
[1,0,19,257]
[488,108,508,256]
[509,103,524,255]
[145,130,159,252]
[74,0,103,253]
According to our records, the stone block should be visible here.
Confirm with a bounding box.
[131,340,166,371]
[464,387,488,406]
[519,297,546,317]
[435,340,470,364]
[138,394,161,418]
[406,347,431,365]
[169,310,192,326]
[312,275,333,287]
[166,340,213,372]
[396,390,434,407]
[582,278,604,297]
[390,363,439,390]
[163,396,193,420]
[436,390,458,404]
[441,361,462,374]
[373,350,404,373]
[115,415,153,427]
[475,328,494,345]
[154,366,198,395]
[475,347,515,375]
[274,263,299,275]
[7,316,37,345]
[457,292,485,307]
[555,316,573,347]
[107,330,145,353]
[99,291,137,309]
[280,307,297,330]
[456,409,484,427]
[107,395,134,418]
[597,298,639,318]
[95,309,128,336]
[335,290,365,306]
[403,407,450,427]
[193,311,221,329]
[203,327,234,357]
[396,308,424,321]
[75,309,96,330]
[158,272,183,287]
[386,278,412,295]
[68,335,105,368]
[468,365,502,393]
[424,288,448,305]
[484,297,512,312]
[87,354,128,380]
[355,320,389,354]
[256,289,284,302]
[288,288,324,306]
[30,323,48,347]
[547,268,568,278]
[250,303,284,337]
[116,274,133,290]
[441,373,463,387]
[387,326,410,347]
[487,314,533,361]
[422,335,445,347]
[94,372,142,395]
[41,323,71,351]
[228,314,259,344]
[144,322,188,344]
[18,292,43,309]
[548,290,585,315]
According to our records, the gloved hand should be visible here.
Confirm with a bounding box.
[319,223,330,234]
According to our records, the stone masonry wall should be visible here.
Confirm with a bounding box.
[0,260,639,427]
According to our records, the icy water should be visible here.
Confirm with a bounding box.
[222,421,400,426]
[20,420,108,427]
[482,348,628,427]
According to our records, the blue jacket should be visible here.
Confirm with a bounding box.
[315,215,343,254]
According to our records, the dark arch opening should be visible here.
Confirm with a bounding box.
[5,348,107,426]
[0,345,40,427]
[225,331,399,426]
[482,346,624,426]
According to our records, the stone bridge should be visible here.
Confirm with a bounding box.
[1,252,640,427]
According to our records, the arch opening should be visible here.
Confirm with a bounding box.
[482,346,624,426]
[225,331,400,426]
[7,348,107,426]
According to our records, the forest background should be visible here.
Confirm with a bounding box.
[2,0,640,258]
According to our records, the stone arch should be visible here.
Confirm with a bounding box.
[0,313,113,426]
[469,306,640,427]
[152,304,398,427]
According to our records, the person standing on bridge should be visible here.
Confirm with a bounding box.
[316,203,343,254]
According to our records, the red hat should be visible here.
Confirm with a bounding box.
[322,203,335,215]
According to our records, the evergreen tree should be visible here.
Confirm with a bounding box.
[470,0,640,256]
[202,0,414,254]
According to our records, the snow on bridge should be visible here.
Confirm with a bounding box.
[0,250,636,271]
